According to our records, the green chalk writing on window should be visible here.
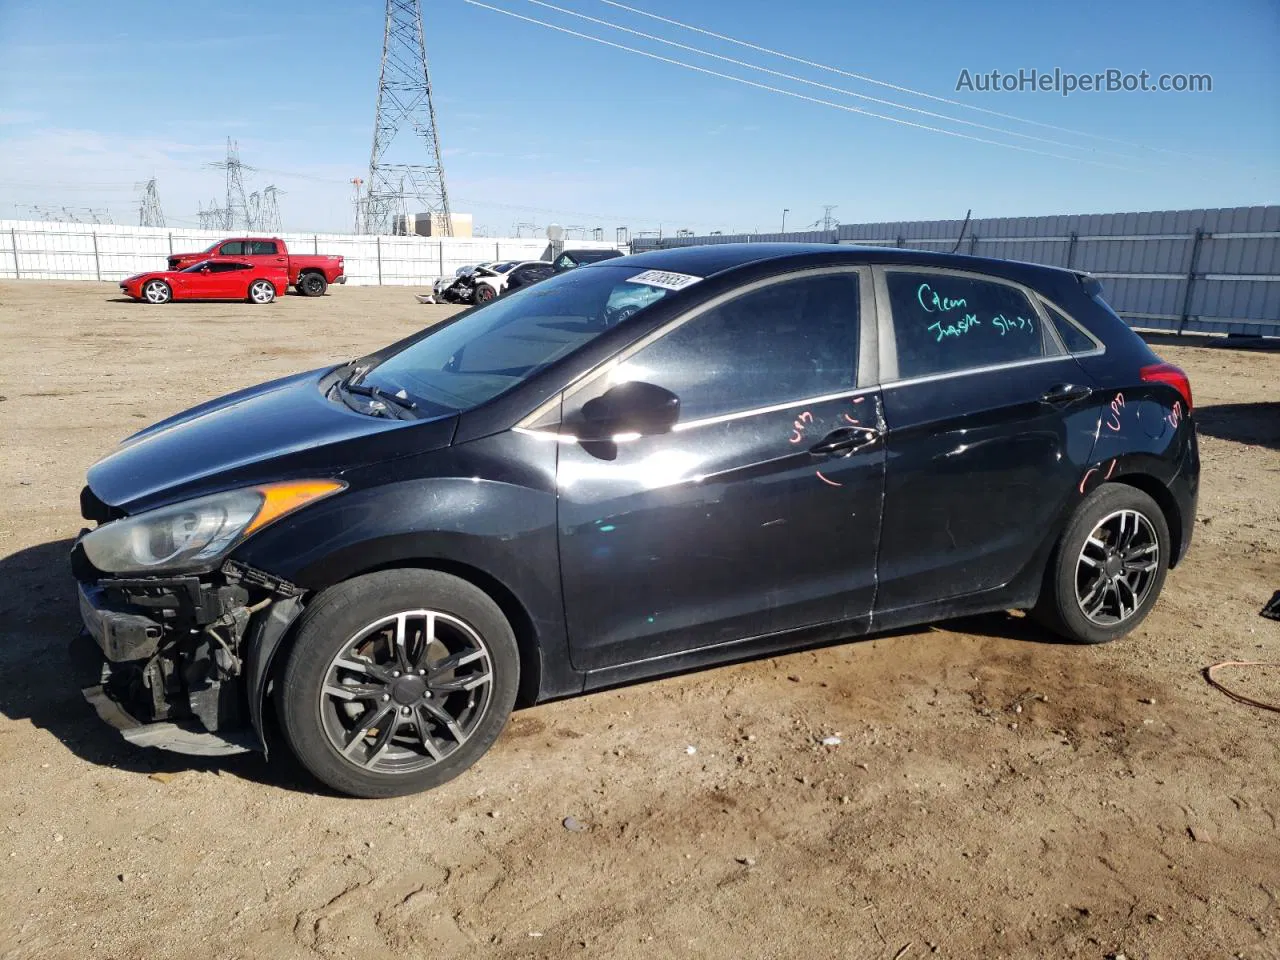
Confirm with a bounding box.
[928,313,981,341]
[917,283,968,314]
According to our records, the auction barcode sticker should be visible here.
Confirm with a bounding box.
[626,269,703,291]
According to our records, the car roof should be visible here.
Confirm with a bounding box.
[596,242,1082,286]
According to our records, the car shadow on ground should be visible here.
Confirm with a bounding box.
[0,538,322,794]
[1194,401,1280,452]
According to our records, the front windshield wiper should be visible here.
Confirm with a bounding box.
[334,376,419,419]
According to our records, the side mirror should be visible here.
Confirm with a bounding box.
[576,381,680,440]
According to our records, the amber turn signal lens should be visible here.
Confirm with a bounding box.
[244,479,346,535]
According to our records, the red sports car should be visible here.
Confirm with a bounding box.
[119,258,287,305]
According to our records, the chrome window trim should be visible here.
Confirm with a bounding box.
[674,385,879,431]
[516,384,880,439]
[881,352,1076,391]
[874,265,1068,384]
[1036,294,1107,357]
[516,265,872,430]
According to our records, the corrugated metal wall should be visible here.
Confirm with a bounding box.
[0,221,625,287]
[635,205,1280,337]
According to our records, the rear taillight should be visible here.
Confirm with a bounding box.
[1140,362,1193,412]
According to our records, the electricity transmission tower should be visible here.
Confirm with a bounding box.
[820,205,839,232]
[363,0,452,236]
[259,186,283,232]
[198,200,226,230]
[138,178,165,227]
[210,137,252,231]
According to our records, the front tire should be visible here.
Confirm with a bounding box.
[248,279,276,304]
[276,569,520,798]
[1033,483,1170,644]
[298,272,328,297]
[142,279,171,304]
[474,284,496,304]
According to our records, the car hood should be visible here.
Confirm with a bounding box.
[87,367,457,512]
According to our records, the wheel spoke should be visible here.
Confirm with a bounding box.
[421,700,466,743]
[342,701,396,757]
[362,715,401,768]
[1122,543,1157,561]
[323,681,385,702]
[1084,536,1108,558]
[1084,580,1111,618]
[1078,553,1101,569]
[335,656,395,683]
[411,613,437,670]
[1123,559,1157,574]
[411,706,446,761]
[431,669,492,694]
[393,614,413,673]
[428,648,485,679]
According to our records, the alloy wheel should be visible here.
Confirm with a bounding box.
[144,280,170,304]
[318,610,494,774]
[250,281,275,303]
[1074,509,1160,625]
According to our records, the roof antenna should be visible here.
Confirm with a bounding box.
[950,209,972,254]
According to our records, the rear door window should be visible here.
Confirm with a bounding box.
[249,240,278,255]
[884,270,1060,379]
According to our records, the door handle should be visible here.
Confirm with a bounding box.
[1041,382,1092,405]
[809,426,881,457]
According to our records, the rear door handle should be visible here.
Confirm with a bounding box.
[1041,382,1092,405]
[809,426,881,457]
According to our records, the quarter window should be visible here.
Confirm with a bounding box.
[886,271,1058,379]
[614,272,860,422]
[1043,303,1098,354]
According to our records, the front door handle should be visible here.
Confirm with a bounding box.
[1041,382,1092,405]
[809,426,881,457]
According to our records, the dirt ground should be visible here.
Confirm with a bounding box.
[1,281,1277,960]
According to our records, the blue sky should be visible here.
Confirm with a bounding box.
[0,0,1276,235]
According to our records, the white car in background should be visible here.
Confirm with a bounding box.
[469,260,540,303]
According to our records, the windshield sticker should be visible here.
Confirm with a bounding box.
[626,269,703,291]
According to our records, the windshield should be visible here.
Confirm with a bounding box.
[361,265,689,412]
[201,241,219,253]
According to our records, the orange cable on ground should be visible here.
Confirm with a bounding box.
[1203,661,1280,713]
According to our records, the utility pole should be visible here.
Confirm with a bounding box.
[363,0,452,236]
[138,178,165,227]
[781,208,789,233]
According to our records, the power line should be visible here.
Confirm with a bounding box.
[597,0,1199,160]
[524,0,1146,164]
[463,1,1139,171]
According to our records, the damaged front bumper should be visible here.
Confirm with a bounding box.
[72,557,304,757]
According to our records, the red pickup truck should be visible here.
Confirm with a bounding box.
[167,237,345,296]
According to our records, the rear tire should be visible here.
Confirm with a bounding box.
[248,279,276,304]
[298,273,328,297]
[1033,483,1170,644]
[275,569,519,798]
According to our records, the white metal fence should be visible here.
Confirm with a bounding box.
[0,221,626,286]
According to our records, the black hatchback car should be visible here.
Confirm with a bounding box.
[72,244,1198,797]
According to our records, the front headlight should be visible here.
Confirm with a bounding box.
[81,480,345,575]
